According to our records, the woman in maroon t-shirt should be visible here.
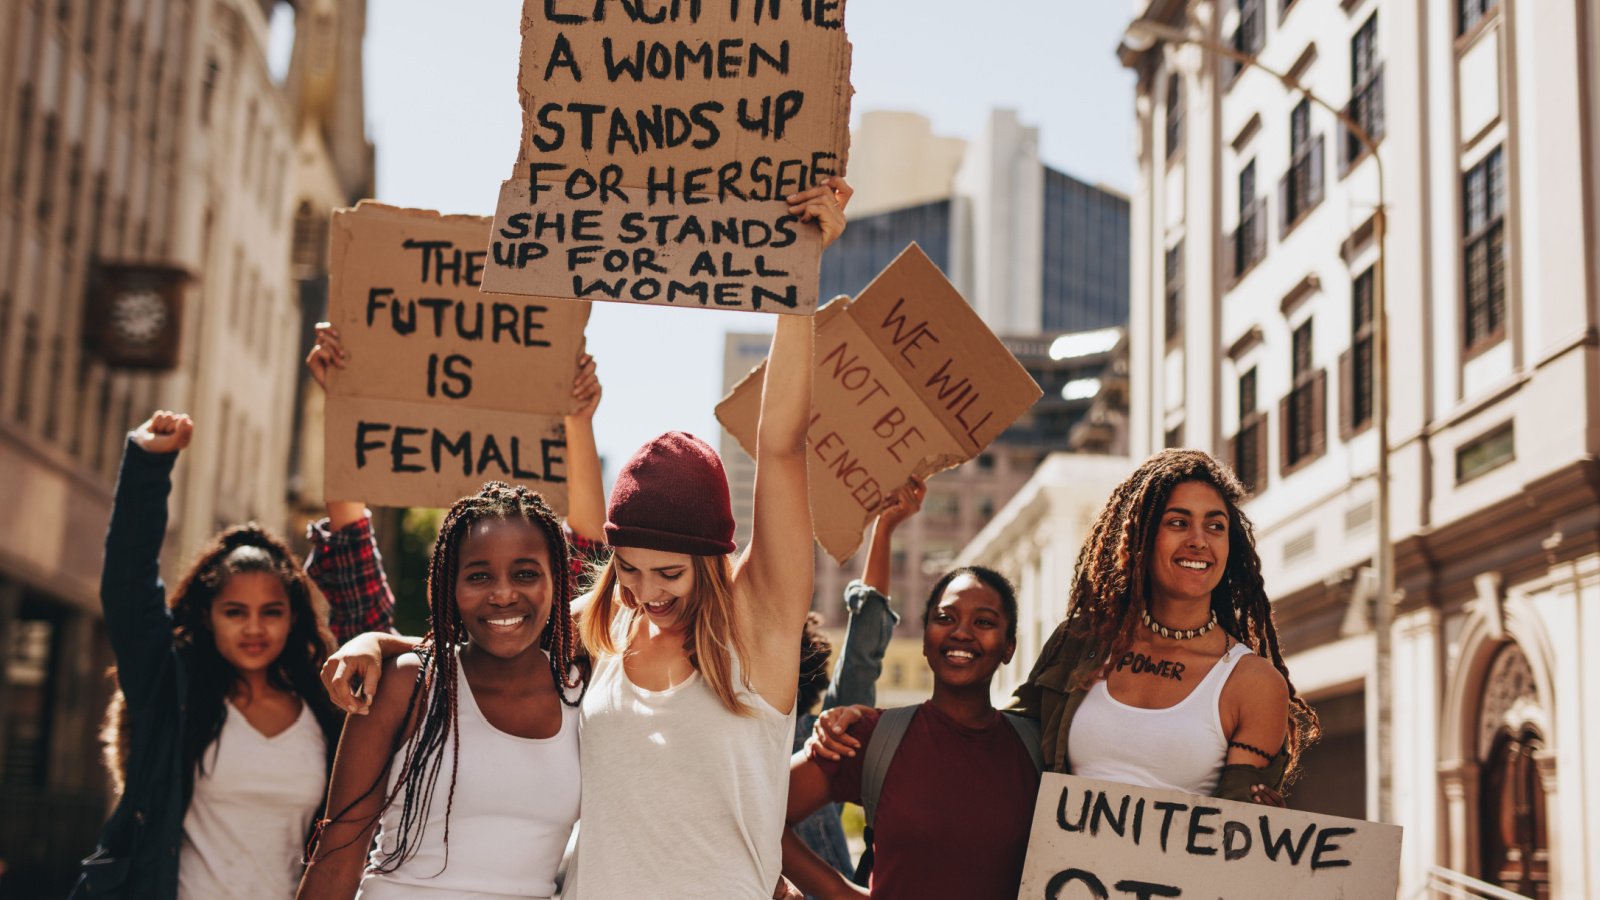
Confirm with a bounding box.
[779,566,1039,900]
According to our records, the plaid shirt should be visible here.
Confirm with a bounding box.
[305,513,397,643]
[305,514,608,642]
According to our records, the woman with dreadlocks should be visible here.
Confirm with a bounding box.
[1008,448,1318,801]
[297,481,586,899]
[72,411,344,900]
[813,449,1318,807]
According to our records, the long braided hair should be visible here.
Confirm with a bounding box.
[100,526,342,800]
[315,482,587,872]
[1065,449,1320,780]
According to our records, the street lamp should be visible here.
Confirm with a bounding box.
[1124,16,1395,823]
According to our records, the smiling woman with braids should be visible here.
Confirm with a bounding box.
[1010,449,1319,802]
[296,482,586,899]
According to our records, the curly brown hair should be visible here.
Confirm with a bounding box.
[100,525,341,800]
[1066,449,1320,780]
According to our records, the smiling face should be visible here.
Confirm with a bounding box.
[209,572,294,675]
[1149,480,1232,606]
[921,574,1015,689]
[453,517,554,659]
[612,547,697,628]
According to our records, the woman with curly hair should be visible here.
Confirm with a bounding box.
[296,481,587,899]
[814,449,1318,808]
[72,411,344,900]
[1009,448,1318,802]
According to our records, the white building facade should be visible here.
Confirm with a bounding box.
[1125,0,1600,896]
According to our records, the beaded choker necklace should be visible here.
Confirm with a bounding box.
[1142,607,1218,641]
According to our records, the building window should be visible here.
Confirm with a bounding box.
[1456,422,1514,483]
[10,84,34,200]
[1280,319,1326,473]
[200,57,221,126]
[1232,367,1268,493]
[1164,240,1184,342]
[1231,160,1267,280]
[1459,0,1500,36]
[1463,147,1507,352]
[36,115,59,225]
[1164,424,1184,449]
[64,144,84,248]
[1165,73,1184,160]
[1280,99,1324,234]
[1232,0,1266,78]
[292,202,328,272]
[1341,266,1376,438]
[15,314,39,424]
[1344,13,1385,169]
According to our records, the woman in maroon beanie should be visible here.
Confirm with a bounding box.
[565,177,850,900]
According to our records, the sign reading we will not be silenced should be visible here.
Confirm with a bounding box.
[324,202,591,511]
[1018,774,1402,899]
[718,245,1042,563]
[482,0,853,315]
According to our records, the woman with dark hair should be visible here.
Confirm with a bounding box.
[1004,448,1319,801]
[296,481,586,899]
[72,411,344,900]
[780,564,1039,899]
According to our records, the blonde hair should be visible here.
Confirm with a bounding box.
[579,553,755,716]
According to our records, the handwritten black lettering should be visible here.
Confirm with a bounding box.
[1310,826,1355,870]
[1259,817,1317,866]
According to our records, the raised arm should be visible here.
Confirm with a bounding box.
[737,178,849,703]
[102,412,193,705]
[823,478,923,710]
[304,325,395,640]
[562,351,606,543]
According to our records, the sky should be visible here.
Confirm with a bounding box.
[303,0,1137,476]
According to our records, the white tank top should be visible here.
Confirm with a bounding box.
[177,700,328,900]
[357,654,581,899]
[1068,642,1253,795]
[568,629,796,899]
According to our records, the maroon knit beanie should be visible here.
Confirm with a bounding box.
[605,431,737,556]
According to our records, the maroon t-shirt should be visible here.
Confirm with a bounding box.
[814,702,1040,899]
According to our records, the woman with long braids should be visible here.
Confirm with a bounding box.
[72,411,344,900]
[815,449,1318,807]
[296,482,586,899]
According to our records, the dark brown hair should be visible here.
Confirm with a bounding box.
[1066,449,1320,780]
[100,525,341,800]
[797,612,833,715]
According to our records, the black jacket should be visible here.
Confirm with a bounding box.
[71,441,187,899]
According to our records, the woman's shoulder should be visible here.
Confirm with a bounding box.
[1225,651,1289,709]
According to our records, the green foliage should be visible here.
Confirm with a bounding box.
[391,507,444,636]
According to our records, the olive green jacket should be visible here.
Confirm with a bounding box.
[1005,619,1289,801]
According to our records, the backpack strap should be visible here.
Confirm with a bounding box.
[859,705,919,831]
[852,705,919,886]
[1002,712,1044,772]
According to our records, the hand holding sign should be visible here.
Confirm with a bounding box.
[483,0,855,315]
[323,203,591,511]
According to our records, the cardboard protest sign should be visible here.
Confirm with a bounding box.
[717,244,1042,562]
[324,202,590,510]
[482,0,854,315]
[1018,774,1402,899]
